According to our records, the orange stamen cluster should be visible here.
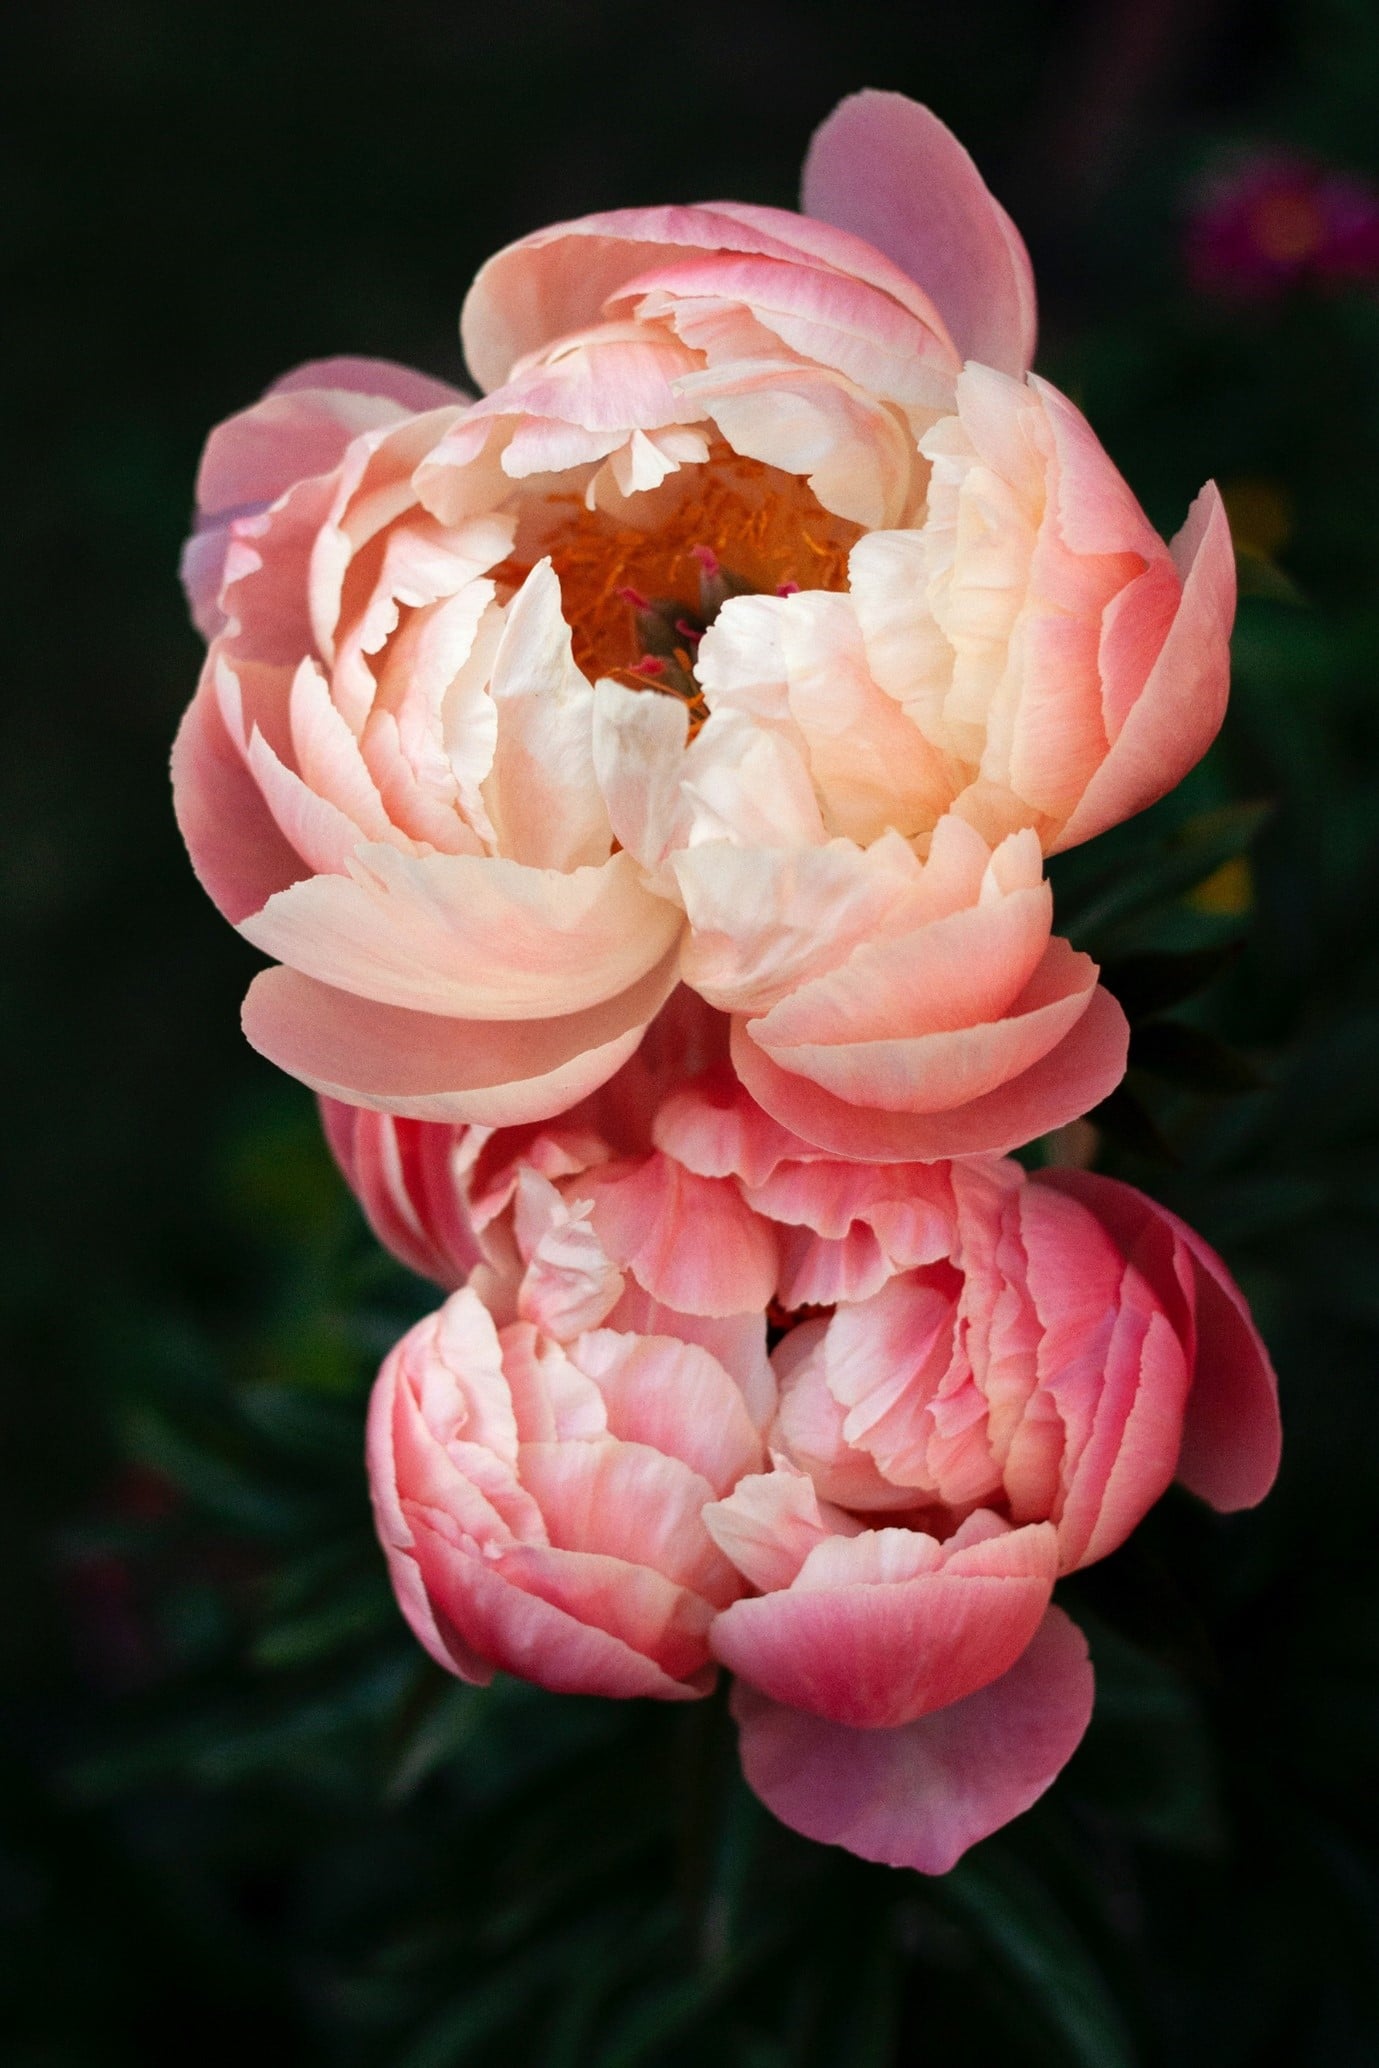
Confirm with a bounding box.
[493,452,861,729]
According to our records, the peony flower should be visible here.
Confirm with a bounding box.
[175,356,684,1126]
[175,91,1230,1146]
[368,1162,767,1700]
[360,1055,1279,1871]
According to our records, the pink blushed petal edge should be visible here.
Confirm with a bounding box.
[729,984,1129,1164]
[731,1606,1093,1874]
[801,90,1037,377]
[1040,1171,1281,1512]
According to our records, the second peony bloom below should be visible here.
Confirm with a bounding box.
[347,1022,1280,1875]
[173,90,1233,1154]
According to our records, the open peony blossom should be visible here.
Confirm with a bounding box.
[173,90,1234,1147]
[357,1038,1279,1872]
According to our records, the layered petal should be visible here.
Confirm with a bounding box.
[710,1517,1059,1728]
[731,1606,1093,1874]
[801,90,1036,377]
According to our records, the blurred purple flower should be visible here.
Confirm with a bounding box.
[1187,148,1379,298]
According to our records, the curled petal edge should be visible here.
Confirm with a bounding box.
[731,1605,1093,1875]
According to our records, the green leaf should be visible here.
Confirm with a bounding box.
[122,1405,300,1537]
[936,1850,1135,2068]
[1054,802,1271,950]
[1073,1621,1224,1851]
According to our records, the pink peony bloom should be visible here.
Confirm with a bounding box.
[175,92,1230,1146]
[367,1160,767,1701]
[359,1051,1279,1871]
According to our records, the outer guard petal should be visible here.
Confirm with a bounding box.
[801,90,1037,376]
[731,1605,1092,1874]
[730,983,1128,1162]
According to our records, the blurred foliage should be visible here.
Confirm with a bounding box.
[4,1,1379,2061]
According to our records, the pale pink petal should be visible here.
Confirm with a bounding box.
[184,380,419,634]
[513,1171,625,1339]
[366,1348,494,1683]
[620,252,957,405]
[674,832,923,1016]
[241,946,680,1126]
[268,357,468,412]
[703,1458,866,1592]
[731,1605,1092,1874]
[591,681,690,875]
[801,91,1036,376]
[571,1330,764,1494]
[460,202,953,395]
[241,847,681,1019]
[497,1326,607,1445]
[490,1541,716,1682]
[599,1283,776,1433]
[749,935,1096,1117]
[751,878,1055,1058]
[677,358,919,530]
[483,561,610,871]
[743,1155,955,1249]
[773,1327,917,1512]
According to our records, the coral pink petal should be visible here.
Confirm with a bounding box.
[1052,486,1236,852]
[320,1100,479,1286]
[491,1542,716,1682]
[171,661,309,925]
[731,1606,1093,1874]
[517,1438,733,1602]
[408,1521,703,1700]
[241,948,680,1126]
[573,1331,764,1496]
[748,921,1076,1115]
[365,1363,492,1684]
[587,1155,779,1317]
[801,90,1036,376]
[710,1524,1057,1728]
[731,980,1128,1162]
[1041,1172,1280,1511]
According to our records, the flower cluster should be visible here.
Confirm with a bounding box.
[176,90,1279,1871]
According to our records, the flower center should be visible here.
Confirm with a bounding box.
[495,452,861,731]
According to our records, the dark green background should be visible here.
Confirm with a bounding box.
[4,2,1379,2061]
